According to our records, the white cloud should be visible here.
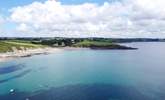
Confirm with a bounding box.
[9,0,165,38]
[0,16,4,24]
[16,23,30,32]
[0,15,5,35]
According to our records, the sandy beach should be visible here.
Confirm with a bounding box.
[0,47,62,63]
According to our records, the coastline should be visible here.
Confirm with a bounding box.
[0,47,62,63]
[0,46,137,63]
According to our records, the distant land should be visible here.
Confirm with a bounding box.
[0,37,143,53]
[1,37,165,43]
[1,37,165,52]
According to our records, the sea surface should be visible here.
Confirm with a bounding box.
[0,42,165,100]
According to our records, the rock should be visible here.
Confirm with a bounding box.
[10,89,15,94]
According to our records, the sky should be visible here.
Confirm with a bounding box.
[0,0,165,38]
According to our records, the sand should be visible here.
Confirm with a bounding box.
[0,47,62,63]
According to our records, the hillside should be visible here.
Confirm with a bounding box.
[0,40,45,53]
[72,40,137,50]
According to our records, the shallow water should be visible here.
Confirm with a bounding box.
[0,42,165,100]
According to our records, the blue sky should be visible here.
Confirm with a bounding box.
[0,0,44,11]
[0,0,110,16]
[0,0,111,9]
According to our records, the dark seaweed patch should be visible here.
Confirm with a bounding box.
[0,69,31,84]
[0,64,26,75]
[0,84,154,100]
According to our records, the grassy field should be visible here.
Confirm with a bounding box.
[0,40,45,53]
[72,40,114,47]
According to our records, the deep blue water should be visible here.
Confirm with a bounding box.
[0,42,165,100]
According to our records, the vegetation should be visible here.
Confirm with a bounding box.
[73,40,113,47]
[0,40,45,53]
[72,40,136,49]
[0,38,138,53]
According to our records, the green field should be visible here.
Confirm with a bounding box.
[73,40,114,47]
[0,40,45,53]
[73,41,116,47]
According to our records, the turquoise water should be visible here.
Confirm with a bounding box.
[0,42,165,100]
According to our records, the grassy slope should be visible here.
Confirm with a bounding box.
[0,40,45,53]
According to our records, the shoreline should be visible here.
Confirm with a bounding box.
[0,47,62,63]
[0,46,137,63]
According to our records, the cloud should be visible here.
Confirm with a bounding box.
[0,14,5,34]
[9,0,165,38]
[0,16,4,23]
